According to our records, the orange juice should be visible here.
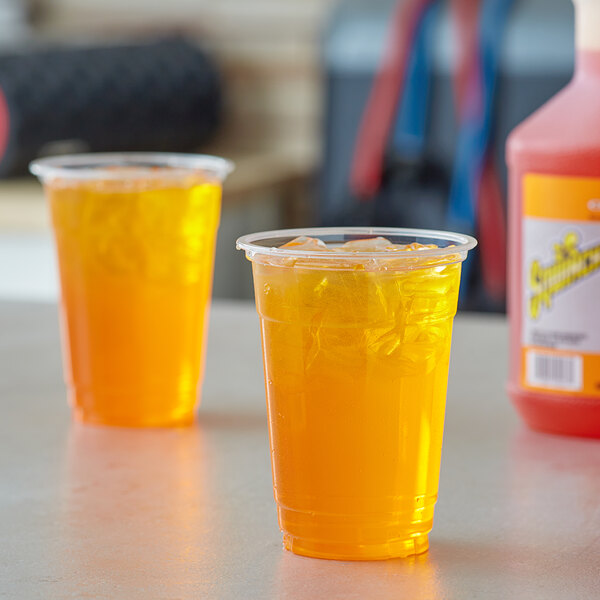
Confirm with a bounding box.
[238,228,475,560]
[32,154,232,427]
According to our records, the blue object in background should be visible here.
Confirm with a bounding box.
[391,1,439,161]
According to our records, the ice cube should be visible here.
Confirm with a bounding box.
[404,242,438,251]
[335,237,393,252]
[280,236,328,251]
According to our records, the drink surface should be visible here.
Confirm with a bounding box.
[252,236,462,559]
[48,173,221,426]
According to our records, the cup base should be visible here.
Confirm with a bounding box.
[282,532,429,561]
[68,385,199,428]
[72,402,196,428]
[72,408,196,428]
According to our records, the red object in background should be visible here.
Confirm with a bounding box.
[507,42,600,439]
[452,0,481,116]
[0,89,8,161]
[350,0,431,199]
[478,155,507,300]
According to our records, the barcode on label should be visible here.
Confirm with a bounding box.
[526,351,583,391]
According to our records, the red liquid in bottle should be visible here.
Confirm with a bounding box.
[507,0,600,437]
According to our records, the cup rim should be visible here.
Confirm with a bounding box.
[236,227,477,261]
[29,152,234,182]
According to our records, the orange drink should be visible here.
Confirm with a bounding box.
[31,153,232,427]
[237,228,476,560]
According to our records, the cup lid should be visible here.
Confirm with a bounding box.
[236,227,477,265]
[29,152,234,182]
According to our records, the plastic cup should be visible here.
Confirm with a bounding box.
[30,152,233,427]
[237,227,476,560]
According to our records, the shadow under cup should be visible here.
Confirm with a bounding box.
[237,227,476,560]
[30,153,233,427]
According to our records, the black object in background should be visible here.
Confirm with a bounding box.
[0,38,222,176]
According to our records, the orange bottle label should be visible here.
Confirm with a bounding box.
[521,174,600,397]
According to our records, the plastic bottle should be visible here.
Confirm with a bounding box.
[507,0,600,437]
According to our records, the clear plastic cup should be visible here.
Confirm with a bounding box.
[237,227,477,560]
[31,153,233,427]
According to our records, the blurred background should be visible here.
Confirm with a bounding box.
[0,0,574,309]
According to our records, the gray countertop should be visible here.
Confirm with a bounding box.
[1,301,599,599]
